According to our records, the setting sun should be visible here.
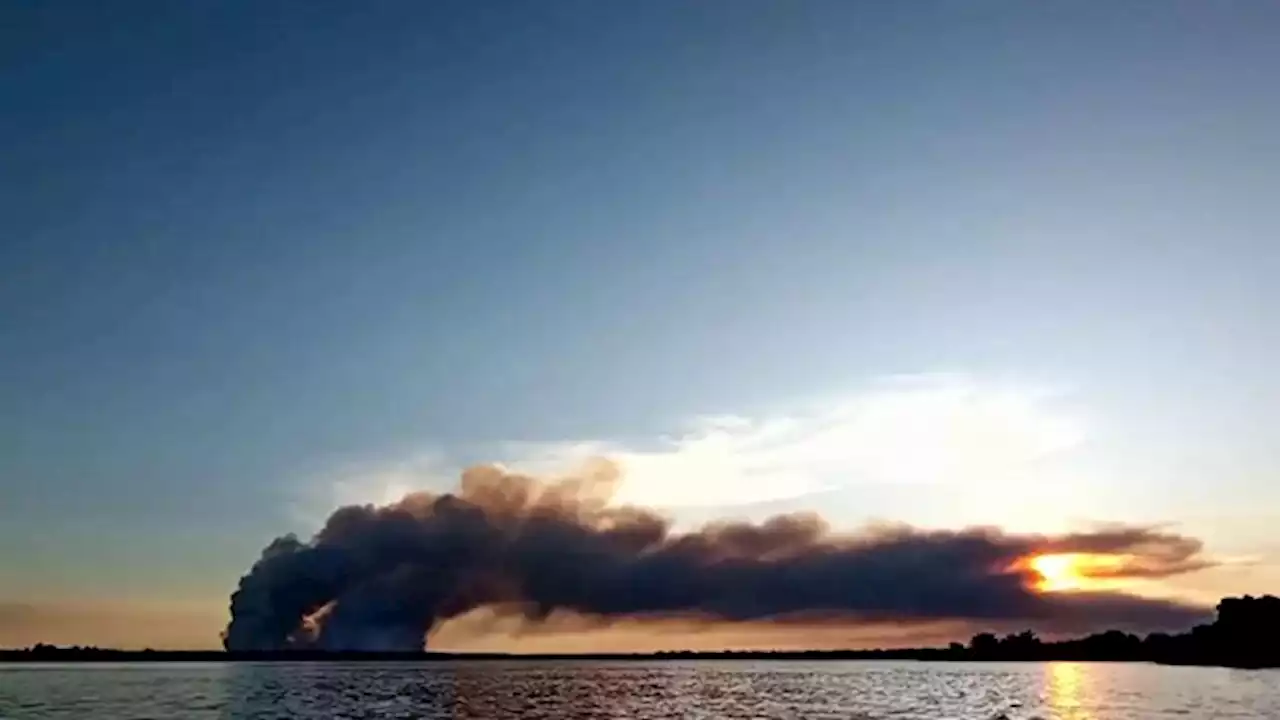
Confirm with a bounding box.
[1026,552,1136,593]
[1031,552,1131,592]
[1030,554,1088,592]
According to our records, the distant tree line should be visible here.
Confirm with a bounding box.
[953,594,1279,667]
[4,595,1276,668]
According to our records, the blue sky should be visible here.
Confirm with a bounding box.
[3,1,1279,648]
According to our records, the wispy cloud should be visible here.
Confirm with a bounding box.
[296,373,1086,523]
[504,373,1085,509]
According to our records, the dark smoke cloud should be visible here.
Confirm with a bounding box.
[224,462,1213,651]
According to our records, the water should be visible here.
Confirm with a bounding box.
[1,661,1277,719]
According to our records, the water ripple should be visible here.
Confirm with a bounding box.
[1,661,1277,719]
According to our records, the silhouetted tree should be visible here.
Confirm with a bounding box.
[969,632,999,658]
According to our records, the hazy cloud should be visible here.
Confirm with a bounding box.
[231,461,1210,652]
[309,374,1086,517]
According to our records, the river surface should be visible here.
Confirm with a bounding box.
[1,660,1277,719]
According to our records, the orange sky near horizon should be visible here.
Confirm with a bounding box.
[4,554,1276,653]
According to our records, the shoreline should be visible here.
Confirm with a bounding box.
[2,649,1275,669]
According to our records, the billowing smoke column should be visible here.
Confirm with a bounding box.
[224,461,1212,651]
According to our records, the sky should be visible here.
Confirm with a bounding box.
[2,1,1280,650]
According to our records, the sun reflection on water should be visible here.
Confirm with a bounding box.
[1045,662,1092,720]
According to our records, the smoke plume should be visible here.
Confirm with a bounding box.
[224,461,1212,651]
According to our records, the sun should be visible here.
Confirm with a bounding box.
[1029,553,1089,593]
[1026,552,1136,594]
